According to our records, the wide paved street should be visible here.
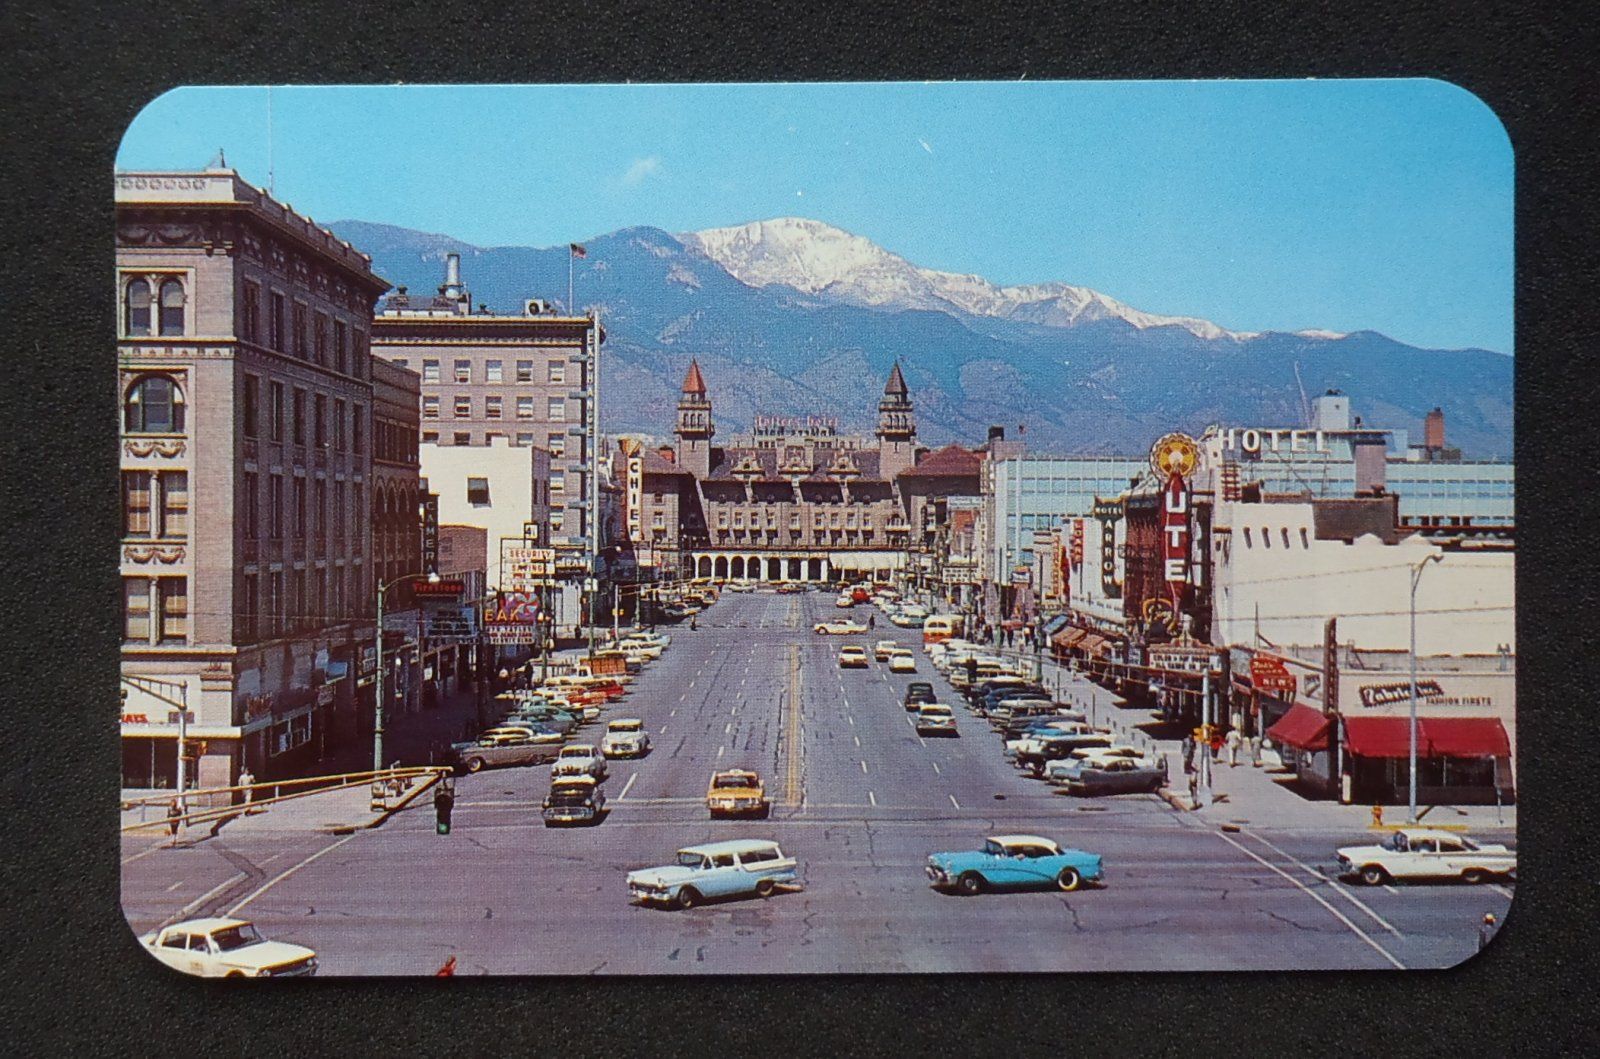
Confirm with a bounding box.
[122,591,1513,974]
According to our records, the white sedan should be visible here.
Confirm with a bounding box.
[142,918,317,978]
[1337,828,1516,886]
[814,619,868,635]
[887,650,918,673]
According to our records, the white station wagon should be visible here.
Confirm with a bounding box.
[1337,828,1516,886]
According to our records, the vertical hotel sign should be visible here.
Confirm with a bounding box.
[1090,499,1123,599]
[1150,433,1200,616]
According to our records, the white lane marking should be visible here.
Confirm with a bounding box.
[679,693,686,702]
[1243,831,1403,937]
[688,680,696,689]
[670,709,677,717]
[259,853,282,866]
[931,761,941,775]
[847,715,855,726]
[227,833,360,917]
[618,773,639,800]
[718,745,726,759]
[1383,885,1398,895]
[120,841,170,866]
[860,760,869,774]
[1489,883,1515,898]
[948,794,961,809]
[853,734,861,748]
[868,790,877,807]
[161,871,248,926]
[1215,830,1405,969]
[659,726,668,735]
[165,880,184,892]
[906,716,917,732]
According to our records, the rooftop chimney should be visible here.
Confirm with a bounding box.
[442,253,464,299]
[987,425,1005,442]
[1424,407,1446,451]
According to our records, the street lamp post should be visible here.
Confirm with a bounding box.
[1408,552,1444,823]
[375,570,440,775]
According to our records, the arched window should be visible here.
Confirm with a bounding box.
[158,279,186,336]
[124,375,185,434]
[125,278,152,336]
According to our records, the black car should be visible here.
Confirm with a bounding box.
[981,687,1051,716]
[903,681,937,710]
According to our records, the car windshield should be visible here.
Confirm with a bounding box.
[921,707,951,717]
[210,924,264,951]
[715,775,755,788]
[547,790,592,806]
[609,722,641,732]
[559,748,590,758]
[677,852,711,869]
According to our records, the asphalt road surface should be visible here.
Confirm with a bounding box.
[122,590,1514,974]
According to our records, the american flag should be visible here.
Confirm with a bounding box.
[569,243,587,258]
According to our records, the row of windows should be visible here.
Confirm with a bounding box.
[123,276,186,337]
[419,430,567,454]
[123,576,187,644]
[123,471,189,539]
[241,281,368,380]
[239,472,363,548]
[237,566,365,643]
[241,375,365,454]
[421,395,566,422]
[396,357,567,385]
[1239,526,1312,550]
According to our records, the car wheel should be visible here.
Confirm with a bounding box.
[756,878,776,898]
[1056,867,1082,892]
[957,872,984,896]
[466,757,485,773]
[676,887,702,910]
[759,803,771,819]
[224,970,248,979]
[1360,865,1390,887]
[1030,762,1044,778]
[1462,868,1488,885]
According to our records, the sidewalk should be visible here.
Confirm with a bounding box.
[1006,648,1517,836]
[311,678,492,777]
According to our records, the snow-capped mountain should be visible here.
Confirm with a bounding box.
[682,217,1248,341]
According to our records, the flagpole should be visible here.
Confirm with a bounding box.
[568,247,574,315]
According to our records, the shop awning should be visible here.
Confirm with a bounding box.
[1051,628,1086,649]
[1079,634,1110,656]
[1340,716,1415,758]
[1266,703,1332,752]
[1420,717,1511,758]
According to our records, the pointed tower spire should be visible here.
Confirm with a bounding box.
[675,358,714,478]
[883,360,908,397]
[877,359,916,479]
[682,358,707,396]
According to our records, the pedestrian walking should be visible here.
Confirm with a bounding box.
[965,656,978,686]
[435,955,457,976]
[1209,729,1224,761]
[868,613,876,629]
[1187,770,1199,804]
[1181,734,1196,774]
[165,798,182,837]
[238,766,256,812]
[1225,727,1242,768]
[1249,735,1262,767]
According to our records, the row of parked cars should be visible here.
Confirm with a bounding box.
[925,639,1167,796]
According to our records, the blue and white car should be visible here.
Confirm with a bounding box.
[627,839,800,910]
[926,834,1104,894]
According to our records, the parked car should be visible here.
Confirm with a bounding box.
[1053,754,1166,795]
[834,596,856,608]
[887,650,918,673]
[141,918,317,978]
[914,702,959,736]
[838,645,870,669]
[814,619,868,635]
[452,735,563,774]
[627,839,800,909]
[706,769,770,817]
[1336,828,1517,886]
[551,744,609,781]
[600,718,652,759]
[903,681,937,709]
[542,775,607,826]
[926,835,1104,895]
[874,639,900,662]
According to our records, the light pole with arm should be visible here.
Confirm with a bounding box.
[1408,552,1444,822]
[375,570,440,774]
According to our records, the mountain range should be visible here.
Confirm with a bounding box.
[328,217,1513,458]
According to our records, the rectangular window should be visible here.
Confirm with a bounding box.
[516,396,534,419]
[486,359,503,383]
[240,573,259,642]
[334,320,348,374]
[315,480,327,538]
[547,432,565,457]
[547,397,566,421]
[269,475,284,539]
[422,359,440,383]
[352,484,363,554]
[516,432,533,446]
[485,396,503,420]
[516,360,534,383]
[242,375,260,437]
[293,303,308,358]
[269,382,285,442]
[352,406,365,454]
[485,431,505,445]
[351,330,366,379]
[454,359,471,384]
[454,395,471,418]
[266,571,282,637]
[242,283,260,342]
[314,394,327,447]
[467,477,490,505]
[269,292,285,351]
[333,482,345,544]
[159,579,188,643]
[161,471,189,538]
[422,396,439,420]
[291,570,305,632]
[123,578,150,642]
[547,360,566,385]
[549,471,565,494]
[314,313,328,364]
[453,432,471,446]
[313,571,325,627]
[294,478,307,537]
[333,399,347,450]
[123,471,152,538]
[292,388,306,445]
[422,430,438,443]
[242,472,259,539]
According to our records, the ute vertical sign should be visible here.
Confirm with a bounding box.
[1162,472,1191,612]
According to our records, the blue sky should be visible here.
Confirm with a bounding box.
[119,81,1512,353]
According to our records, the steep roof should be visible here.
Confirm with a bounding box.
[682,358,707,396]
[883,361,908,396]
[901,443,984,478]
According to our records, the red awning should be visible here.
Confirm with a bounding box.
[1340,716,1415,758]
[1266,703,1332,752]
[1051,628,1087,649]
[1420,717,1511,758]
[1079,634,1109,656]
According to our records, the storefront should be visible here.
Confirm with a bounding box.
[1340,715,1513,806]
[1264,703,1337,795]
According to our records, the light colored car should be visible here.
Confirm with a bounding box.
[628,839,800,909]
[887,650,918,673]
[838,645,869,668]
[142,918,317,978]
[874,639,900,662]
[600,718,651,758]
[617,639,663,660]
[551,743,609,781]
[706,769,770,817]
[834,596,856,608]
[914,702,958,736]
[1336,828,1516,886]
[814,619,868,635]
[926,835,1104,895]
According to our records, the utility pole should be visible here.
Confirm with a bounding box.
[1196,667,1213,808]
[612,581,621,641]
[1408,552,1444,823]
